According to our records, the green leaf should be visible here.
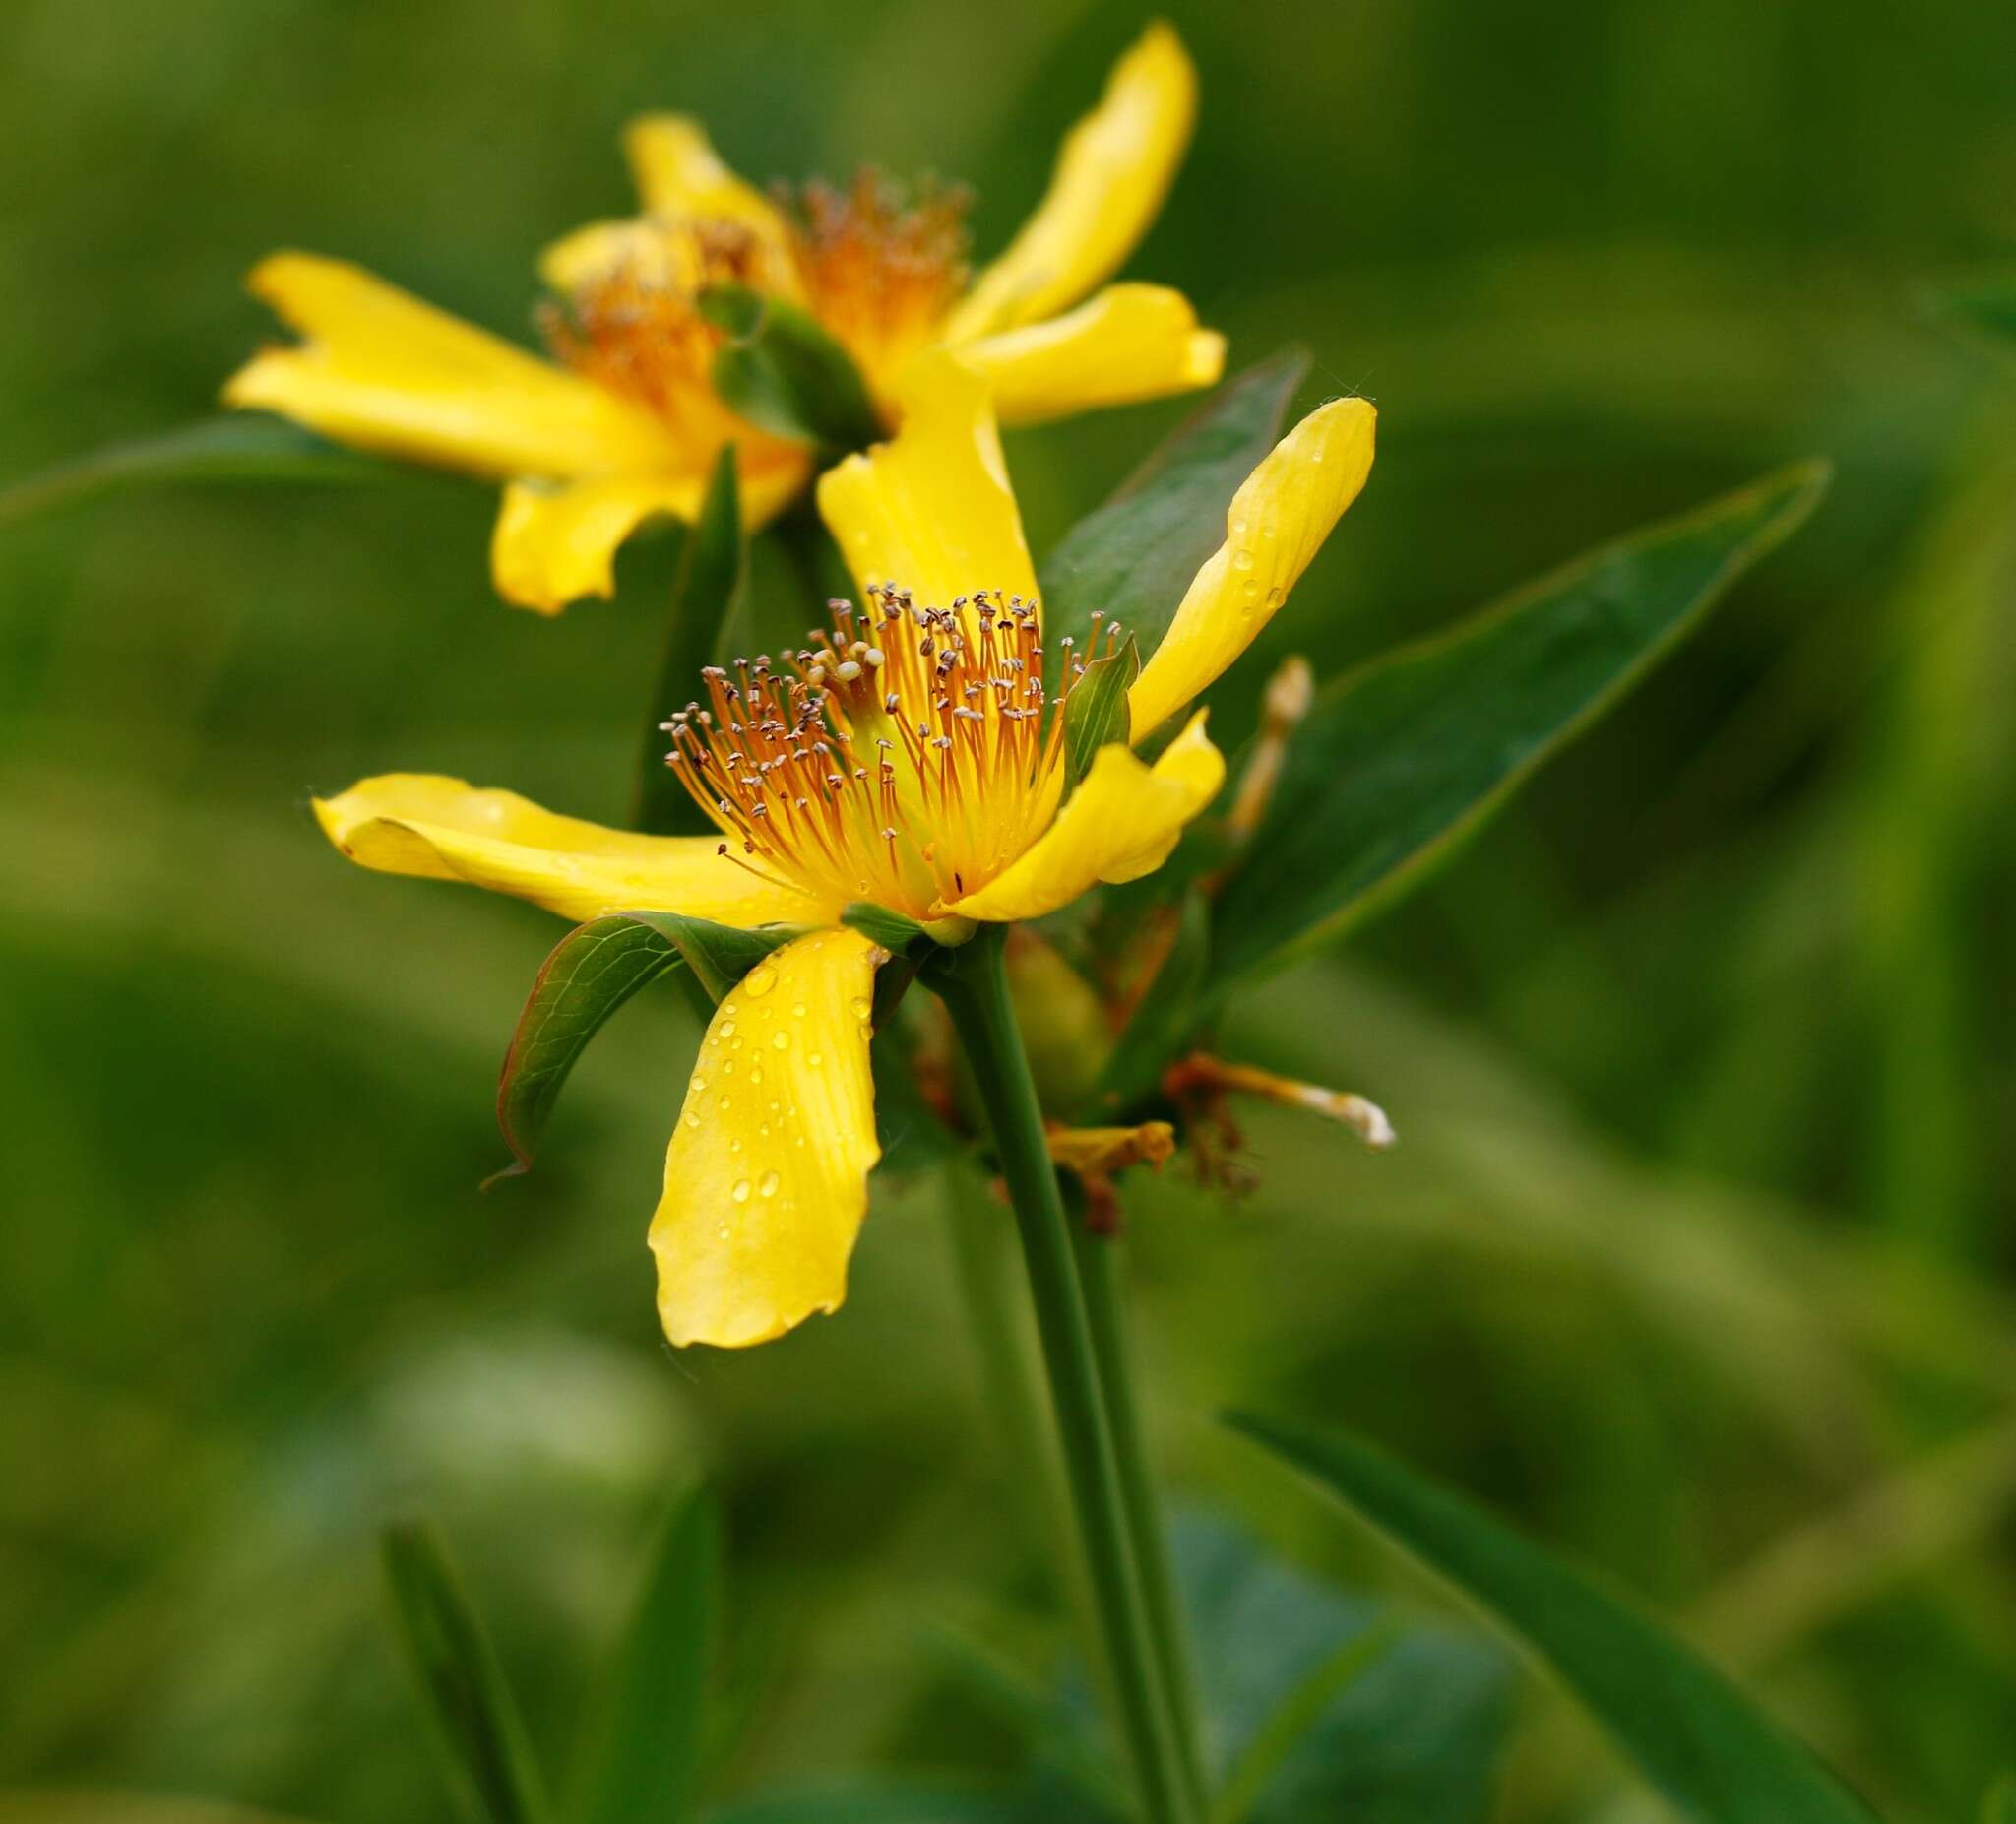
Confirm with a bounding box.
[1984,1777,2016,1824]
[575,1493,720,1824]
[381,1519,549,1824]
[1060,633,1138,791]
[623,911,797,1005]
[634,447,749,838]
[1208,1617,1401,1824]
[492,917,687,1181]
[1168,1516,1509,1824]
[1039,350,1308,695]
[0,416,385,527]
[1227,1412,1882,1824]
[701,283,882,453]
[1207,461,1830,989]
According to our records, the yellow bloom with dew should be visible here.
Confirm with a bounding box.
[225,23,1223,615]
[313,354,1374,1348]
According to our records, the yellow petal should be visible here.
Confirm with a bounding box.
[491,472,704,615]
[1129,397,1376,740]
[650,926,884,1348]
[314,774,837,927]
[942,23,1197,343]
[223,253,681,479]
[943,712,1224,922]
[490,451,809,615]
[624,115,792,253]
[957,284,1225,427]
[817,350,1037,613]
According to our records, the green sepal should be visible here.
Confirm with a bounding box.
[633,444,748,837]
[380,1518,549,1824]
[622,911,799,1005]
[1060,633,1138,792]
[841,902,932,956]
[700,283,882,454]
[490,915,689,1183]
[1228,1411,1881,1824]
[1206,461,1831,991]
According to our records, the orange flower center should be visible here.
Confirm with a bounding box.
[540,220,782,445]
[781,172,970,395]
[541,169,970,437]
[664,587,1117,919]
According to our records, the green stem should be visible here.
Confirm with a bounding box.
[927,928,1196,1824]
[1072,1222,1210,1812]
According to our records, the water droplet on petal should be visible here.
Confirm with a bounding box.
[1232,548,1255,572]
[850,996,872,1019]
[791,1002,807,1018]
[758,1170,781,1198]
[773,1031,789,1049]
[748,1064,764,1085]
[718,1021,736,1039]
[731,1177,752,1203]
[684,1112,700,1129]
[743,966,778,998]
[690,1075,706,1094]
[809,1051,824,1066]
[716,1223,730,1240]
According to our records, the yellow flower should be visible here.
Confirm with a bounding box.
[313,354,1374,1348]
[225,23,1224,616]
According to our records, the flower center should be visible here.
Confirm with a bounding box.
[779,172,970,397]
[541,169,970,436]
[664,587,1114,919]
[540,220,787,442]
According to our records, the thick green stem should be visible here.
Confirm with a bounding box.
[1072,1222,1210,1810]
[928,928,1196,1824]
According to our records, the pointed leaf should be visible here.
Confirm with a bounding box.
[634,447,748,838]
[493,916,687,1181]
[701,283,881,454]
[1039,350,1309,695]
[1227,1412,1881,1824]
[382,1519,549,1824]
[0,417,386,528]
[1207,462,1829,989]
[1060,634,1139,791]
[575,1493,720,1824]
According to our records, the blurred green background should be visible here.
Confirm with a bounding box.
[3,0,2013,1818]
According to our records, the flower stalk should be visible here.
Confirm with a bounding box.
[927,925,1202,1823]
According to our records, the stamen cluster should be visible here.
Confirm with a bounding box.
[781,171,970,384]
[540,221,786,435]
[664,585,1121,919]
[542,169,971,435]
